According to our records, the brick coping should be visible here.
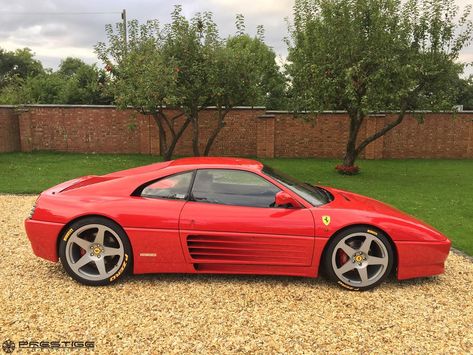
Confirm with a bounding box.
[1,104,472,114]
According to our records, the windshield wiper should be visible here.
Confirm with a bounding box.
[304,182,332,202]
[318,187,333,202]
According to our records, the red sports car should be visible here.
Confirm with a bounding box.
[25,157,451,291]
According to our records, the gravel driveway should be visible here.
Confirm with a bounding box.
[1,195,472,354]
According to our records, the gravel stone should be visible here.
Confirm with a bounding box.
[1,195,472,354]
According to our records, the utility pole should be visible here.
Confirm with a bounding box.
[121,9,127,50]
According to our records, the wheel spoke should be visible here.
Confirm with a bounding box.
[71,254,92,272]
[339,242,356,257]
[359,235,374,254]
[103,247,122,257]
[70,236,90,250]
[358,267,369,284]
[368,256,388,266]
[94,226,106,245]
[337,261,356,275]
[95,258,107,276]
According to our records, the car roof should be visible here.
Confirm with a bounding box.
[61,157,264,197]
[168,157,263,171]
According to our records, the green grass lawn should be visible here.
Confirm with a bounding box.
[1,151,472,255]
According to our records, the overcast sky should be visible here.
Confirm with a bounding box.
[1,0,472,76]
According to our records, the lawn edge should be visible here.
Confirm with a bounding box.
[451,248,473,263]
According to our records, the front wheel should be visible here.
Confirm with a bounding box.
[59,217,132,286]
[323,227,394,291]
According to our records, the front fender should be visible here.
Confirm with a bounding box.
[310,208,450,280]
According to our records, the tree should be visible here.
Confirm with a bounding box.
[202,17,287,155]
[0,53,111,105]
[58,57,89,77]
[0,76,27,104]
[287,0,473,172]
[164,11,287,156]
[57,57,112,104]
[0,47,44,104]
[159,7,222,157]
[95,6,285,159]
[455,75,473,110]
[95,13,193,161]
[0,48,43,89]
[21,72,65,103]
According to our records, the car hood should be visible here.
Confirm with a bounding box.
[322,186,447,240]
[326,187,407,215]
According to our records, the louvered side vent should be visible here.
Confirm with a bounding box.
[186,235,311,265]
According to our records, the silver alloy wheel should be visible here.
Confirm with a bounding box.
[65,224,124,281]
[331,232,389,288]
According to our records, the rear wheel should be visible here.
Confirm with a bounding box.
[323,227,393,291]
[59,217,132,286]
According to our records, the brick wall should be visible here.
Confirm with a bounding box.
[13,106,264,156]
[0,107,20,152]
[169,108,264,156]
[273,113,350,158]
[1,105,473,159]
[17,106,142,154]
[271,111,473,159]
[381,113,473,158]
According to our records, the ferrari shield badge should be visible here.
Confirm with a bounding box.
[322,215,331,226]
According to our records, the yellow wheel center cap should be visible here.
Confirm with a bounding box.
[354,255,363,263]
[90,244,104,257]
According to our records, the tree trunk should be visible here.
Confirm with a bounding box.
[342,111,363,167]
[342,109,407,168]
[162,149,172,161]
[166,116,192,160]
[343,144,357,167]
[152,113,169,160]
[203,108,229,156]
[152,111,190,161]
[191,112,200,157]
[355,110,406,156]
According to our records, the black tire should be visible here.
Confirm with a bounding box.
[58,216,132,286]
[323,226,394,291]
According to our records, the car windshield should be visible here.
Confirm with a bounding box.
[262,165,332,207]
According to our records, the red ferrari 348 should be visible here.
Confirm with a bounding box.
[25,157,450,290]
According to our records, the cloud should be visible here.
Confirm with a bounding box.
[207,0,293,16]
[0,0,471,76]
[459,53,473,62]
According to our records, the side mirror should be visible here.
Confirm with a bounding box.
[275,191,300,208]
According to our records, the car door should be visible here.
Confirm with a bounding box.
[179,169,315,267]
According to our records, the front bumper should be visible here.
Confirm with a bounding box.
[25,218,64,262]
[396,239,451,280]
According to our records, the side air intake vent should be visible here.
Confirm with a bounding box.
[186,235,311,265]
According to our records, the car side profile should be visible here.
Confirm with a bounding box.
[25,157,451,291]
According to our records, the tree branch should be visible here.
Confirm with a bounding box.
[203,107,231,156]
[158,110,176,138]
[165,115,192,159]
[355,110,406,155]
[170,112,185,123]
[151,112,168,157]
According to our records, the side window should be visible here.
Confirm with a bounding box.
[191,169,280,208]
[141,171,193,200]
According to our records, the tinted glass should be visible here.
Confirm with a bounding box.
[262,165,332,206]
[141,171,193,200]
[191,169,280,208]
